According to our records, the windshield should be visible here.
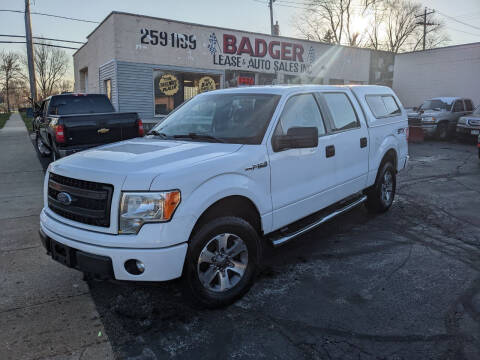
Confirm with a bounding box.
[420,99,451,112]
[49,95,114,115]
[151,93,280,144]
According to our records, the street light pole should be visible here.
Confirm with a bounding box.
[24,0,37,107]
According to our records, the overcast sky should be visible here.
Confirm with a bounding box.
[1,0,480,79]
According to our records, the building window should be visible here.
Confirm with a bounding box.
[283,74,323,85]
[328,78,344,85]
[104,79,112,100]
[225,71,255,88]
[153,70,220,116]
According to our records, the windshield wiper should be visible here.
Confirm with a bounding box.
[147,130,169,139]
[172,133,225,143]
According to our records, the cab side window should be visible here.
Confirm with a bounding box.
[275,94,326,136]
[453,100,465,112]
[323,93,359,131]
[465,99,473,112]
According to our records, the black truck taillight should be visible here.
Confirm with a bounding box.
[137,119,144,137]
[55,124,65,143]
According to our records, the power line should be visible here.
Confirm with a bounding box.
[0,34,84,44]
[435,9,480,32]
[446,26,480,37]
[0,9,99,23]
[0,41,79,50]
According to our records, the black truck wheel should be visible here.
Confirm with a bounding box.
[436,122,449,140]
[365,161,396,213]
[182,216,260,308]
[35,132,50,157]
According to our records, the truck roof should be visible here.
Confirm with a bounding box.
[429,97,463,104]
[207,84,393,96]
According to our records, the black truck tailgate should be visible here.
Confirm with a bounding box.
[60,112,139,146]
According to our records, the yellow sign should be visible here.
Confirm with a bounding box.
[158,74,179,96]
[198,76,216,93]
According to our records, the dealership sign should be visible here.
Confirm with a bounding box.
[209,33,315,74]
[137,26,316,75]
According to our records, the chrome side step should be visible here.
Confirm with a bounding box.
[269,195,367,247]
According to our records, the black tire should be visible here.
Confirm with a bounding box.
[182,216,261,308]
[436,122,449,141]
[35,132,50,157]
[365,161,396,214]
[51,147,58,162]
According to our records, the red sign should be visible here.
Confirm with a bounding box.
[223,34,304,62]
[238,76,255,86]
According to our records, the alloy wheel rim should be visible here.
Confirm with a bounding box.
[197,233,248,292]
[380,170,393,205]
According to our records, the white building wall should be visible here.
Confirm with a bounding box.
[73,15,117,93]
[393,43,480,108]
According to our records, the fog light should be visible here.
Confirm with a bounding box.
[124,259,145,275]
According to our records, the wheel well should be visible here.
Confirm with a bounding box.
[381,149,397,172]
[190,196,262,239]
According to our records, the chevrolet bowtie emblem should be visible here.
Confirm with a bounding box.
[97,128,110,134]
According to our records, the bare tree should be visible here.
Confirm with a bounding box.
[293,0,449,52]
[365,2,385,50]
[57,79,73,94]
[293,0,359,45]
[410,14,450,51]
[0,51,22,112]
[29,42,69,99]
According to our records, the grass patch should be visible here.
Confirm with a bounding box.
[20,112,33,132]
[0,112,11,129]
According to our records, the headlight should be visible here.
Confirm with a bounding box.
[468,119,480,127]
[119,191,181,234]
[422,116,436,123]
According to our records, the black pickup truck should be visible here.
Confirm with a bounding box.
[34,93,143,160]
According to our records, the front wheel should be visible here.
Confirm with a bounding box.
[436,122,449,141]
[365,161,396,213]
[182,216,260,308]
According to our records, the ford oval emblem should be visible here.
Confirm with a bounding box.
[57,192,72,205]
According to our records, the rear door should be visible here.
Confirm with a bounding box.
[268,92,336,230]
[317,91,369,198]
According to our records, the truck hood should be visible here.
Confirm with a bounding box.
[49,138,243,189]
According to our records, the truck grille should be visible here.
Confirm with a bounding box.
[48,173,113,227]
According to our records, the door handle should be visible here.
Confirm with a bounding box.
[326,145,335,158]
[360,137,367,148]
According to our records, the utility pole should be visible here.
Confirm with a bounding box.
[269,0,276,35]
[415,7,436,51]
[24,0,37,107]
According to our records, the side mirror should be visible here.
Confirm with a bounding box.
[272,126,318,152]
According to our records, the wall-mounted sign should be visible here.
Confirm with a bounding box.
[198,76,216,93]
[158,74,179,96]
[208,32,315,75]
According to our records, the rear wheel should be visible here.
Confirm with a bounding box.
[35,132,50,157]
[365,161,396,213]
[182,216,260,308]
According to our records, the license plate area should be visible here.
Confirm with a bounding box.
[51,240,76,267]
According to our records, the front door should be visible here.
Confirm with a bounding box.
[268,93,336,231]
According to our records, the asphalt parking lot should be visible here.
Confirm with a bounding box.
[85,140,479,360]
[14,131,480,359]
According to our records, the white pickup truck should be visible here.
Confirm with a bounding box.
[40,85,408,307]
